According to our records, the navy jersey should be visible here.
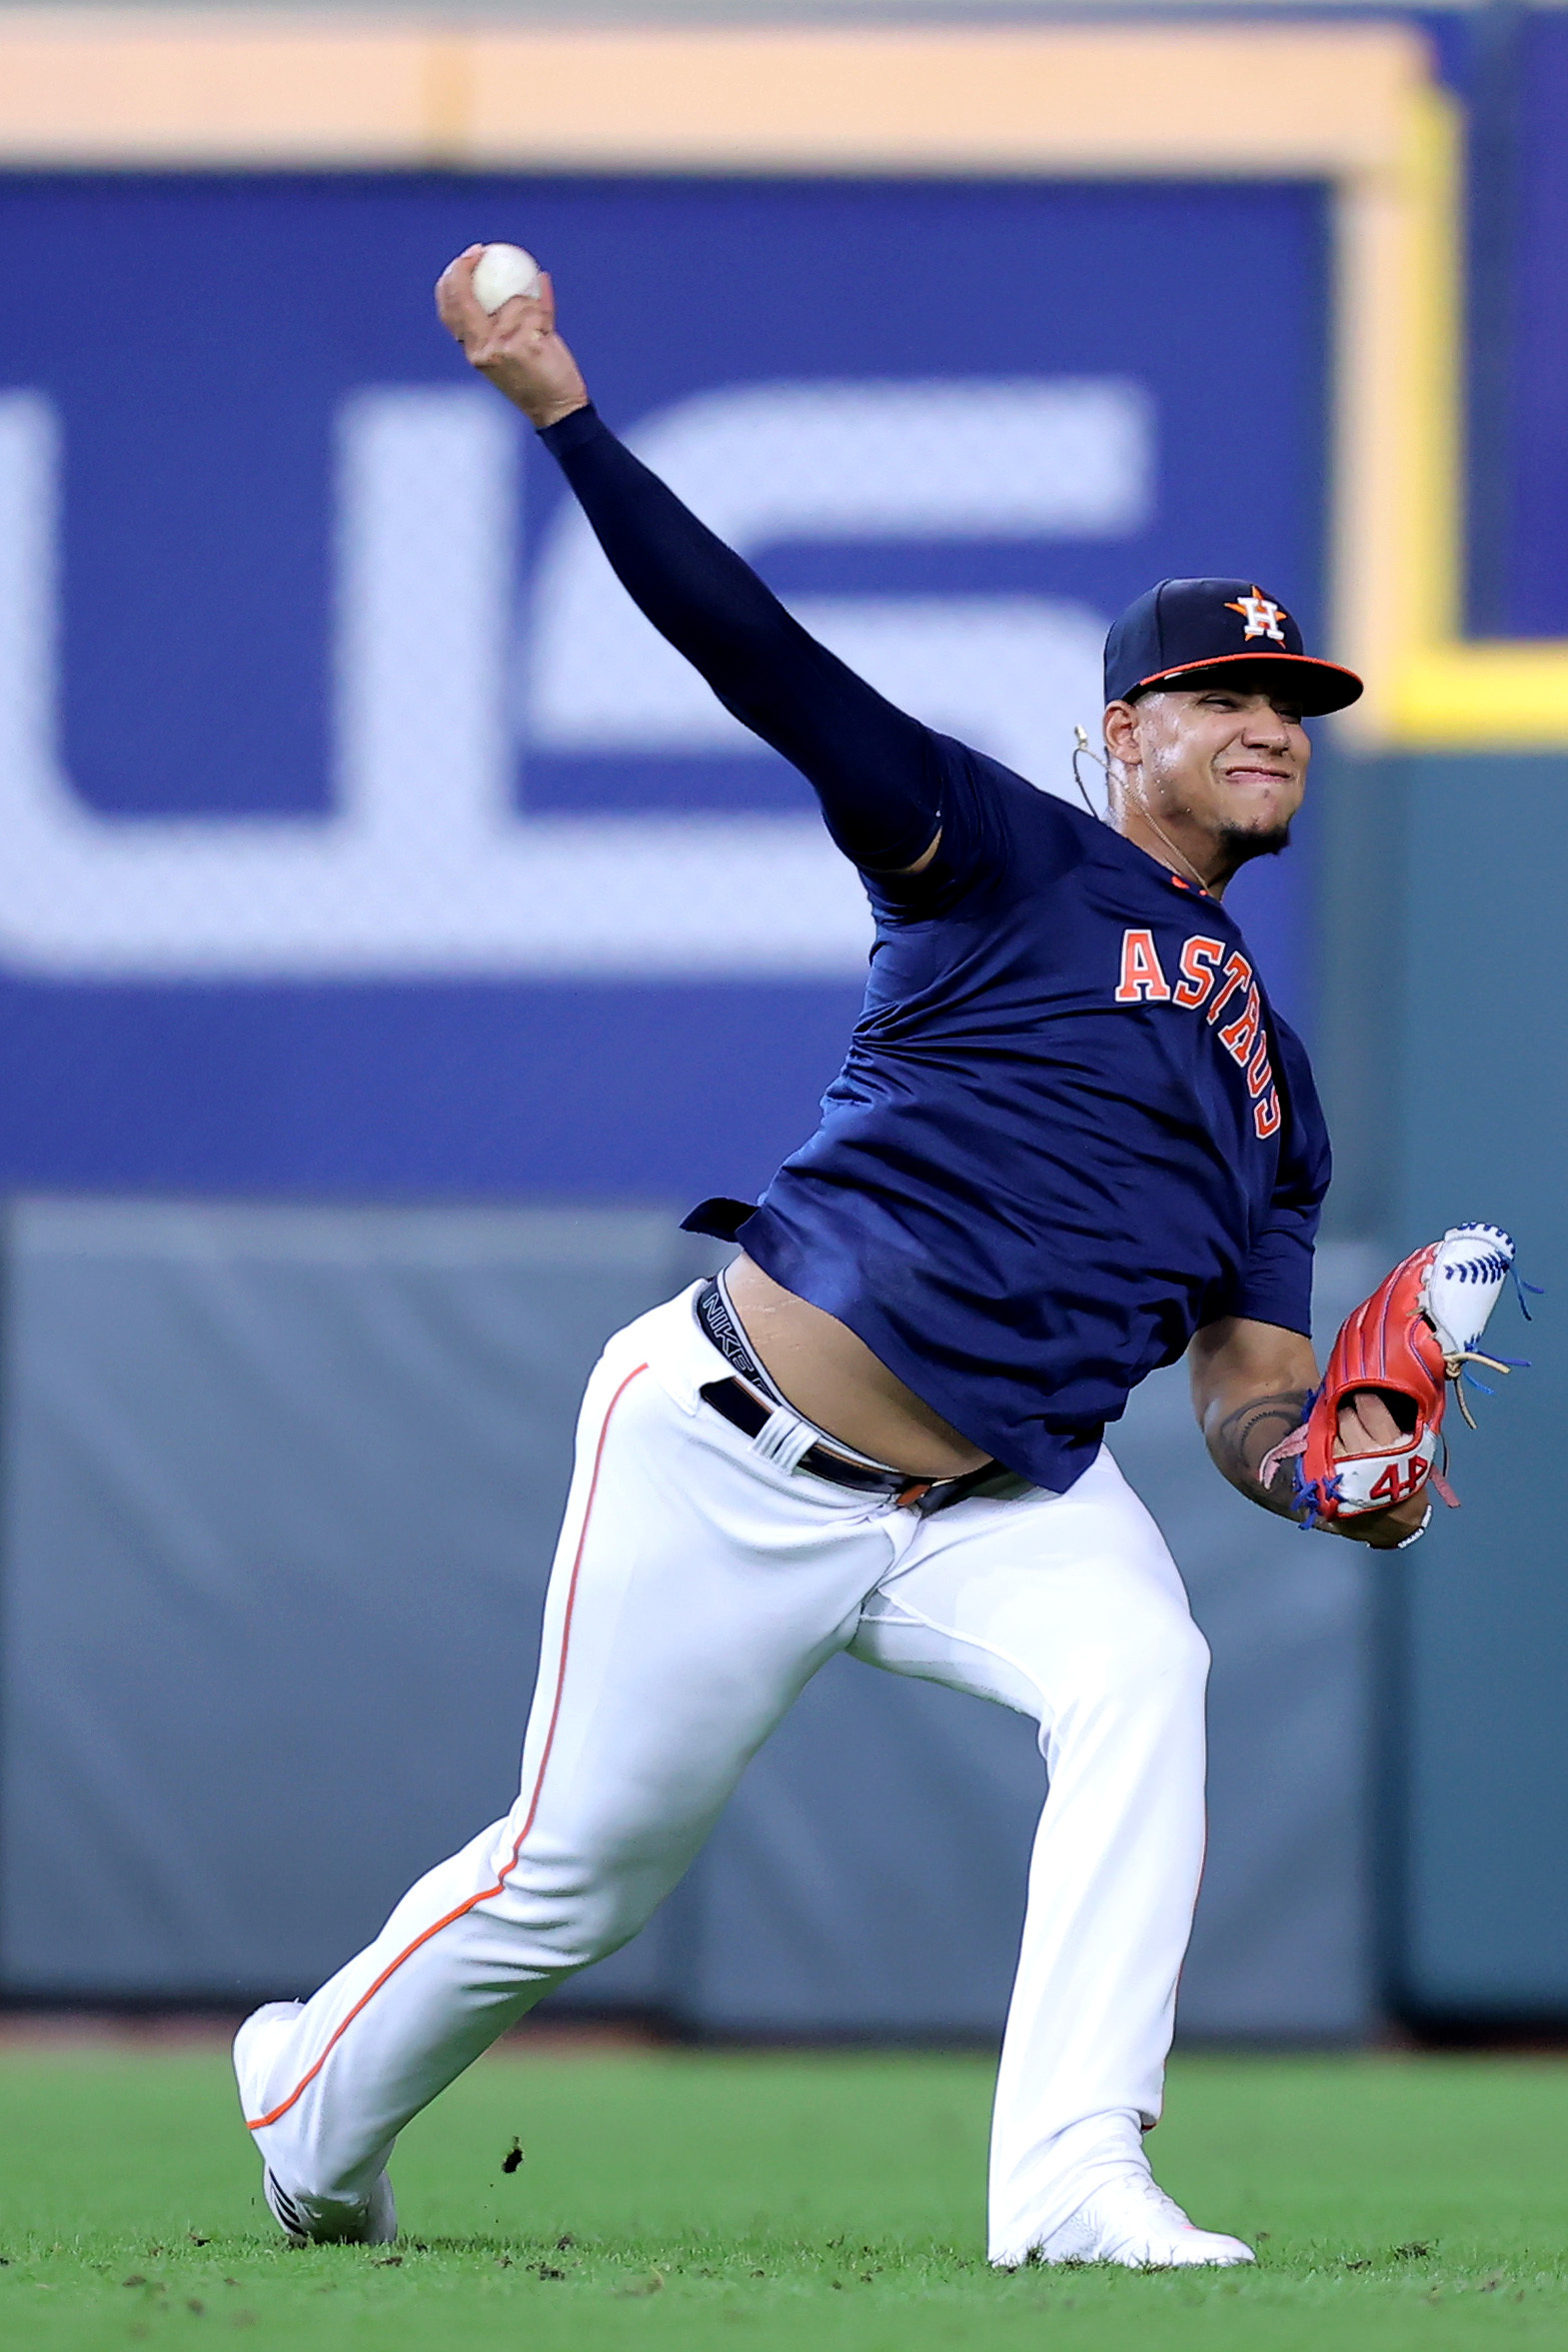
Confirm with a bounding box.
[543,407,1331,1491]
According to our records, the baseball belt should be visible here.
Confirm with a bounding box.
[694,1277,1032,1514]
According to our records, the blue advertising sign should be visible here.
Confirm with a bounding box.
[0,174,1327,1196]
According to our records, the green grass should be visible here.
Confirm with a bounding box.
[0,2044,1565,2349]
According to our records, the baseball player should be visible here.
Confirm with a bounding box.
[233,252,1515,2268]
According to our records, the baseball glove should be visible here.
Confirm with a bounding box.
[1259,1222,1521,1529]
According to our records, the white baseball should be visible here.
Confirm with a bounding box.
[472,243,543,313]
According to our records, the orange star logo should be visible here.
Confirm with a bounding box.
[1225,588,1288,643]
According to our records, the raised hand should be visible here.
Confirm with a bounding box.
[435,245,590,430]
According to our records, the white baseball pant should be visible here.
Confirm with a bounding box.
[238,1284,1210,2265]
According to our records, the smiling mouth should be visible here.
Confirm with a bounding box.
[1221,768,1292,784]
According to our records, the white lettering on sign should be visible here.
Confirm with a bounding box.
[0,377,1150,978]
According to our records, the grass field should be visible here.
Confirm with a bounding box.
[0,2042,1564,2350]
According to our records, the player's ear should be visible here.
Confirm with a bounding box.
[1102,700,1140,764]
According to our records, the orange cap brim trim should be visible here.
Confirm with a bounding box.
[1122,650,1364,717]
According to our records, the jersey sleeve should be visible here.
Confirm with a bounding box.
[539,404,942,874]
[1230,1015,1332,1336]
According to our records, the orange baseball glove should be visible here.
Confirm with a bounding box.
[1260,1223,1522,1530]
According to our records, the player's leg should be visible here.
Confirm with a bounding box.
[849,1448,1244,2269]
[237,1291,896,2234]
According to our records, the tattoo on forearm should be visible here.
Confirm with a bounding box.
[1209,1389,1311,1517]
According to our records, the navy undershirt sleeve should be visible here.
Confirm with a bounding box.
[539,404,943,873]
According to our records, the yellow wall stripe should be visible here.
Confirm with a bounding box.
[0,21,1422,170]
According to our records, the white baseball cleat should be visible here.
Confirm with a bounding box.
[1031,2172,1255,2269]
[263,2162,398,2248]
[234,2000,398,2248]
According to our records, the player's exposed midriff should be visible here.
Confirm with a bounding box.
[724,1252,991,1478]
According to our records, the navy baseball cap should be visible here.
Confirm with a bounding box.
[1103,579,1362,716]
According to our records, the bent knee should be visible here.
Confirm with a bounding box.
[1070,1604,1209,1715]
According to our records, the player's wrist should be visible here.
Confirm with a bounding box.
[530,392,592,432]
[1206,1385,1311,1517]
[476,352,588,427]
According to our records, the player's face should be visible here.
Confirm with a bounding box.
[1106,687,1309,883]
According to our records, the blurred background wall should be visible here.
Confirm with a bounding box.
[0,0,1557,2041]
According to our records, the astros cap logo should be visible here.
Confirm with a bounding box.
[1101,578,1363,713]
[1224,588,1288,644]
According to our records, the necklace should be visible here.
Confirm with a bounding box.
[1136,798,1214,896]
[1071,730,1217,897]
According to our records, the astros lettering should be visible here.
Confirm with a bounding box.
[1114,928,1281,1139]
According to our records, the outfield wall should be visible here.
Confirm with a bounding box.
[1327,751,1568,2028]
[0,1199,1375,2040]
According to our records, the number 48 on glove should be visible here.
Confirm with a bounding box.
[1259,1223,1526,1531]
